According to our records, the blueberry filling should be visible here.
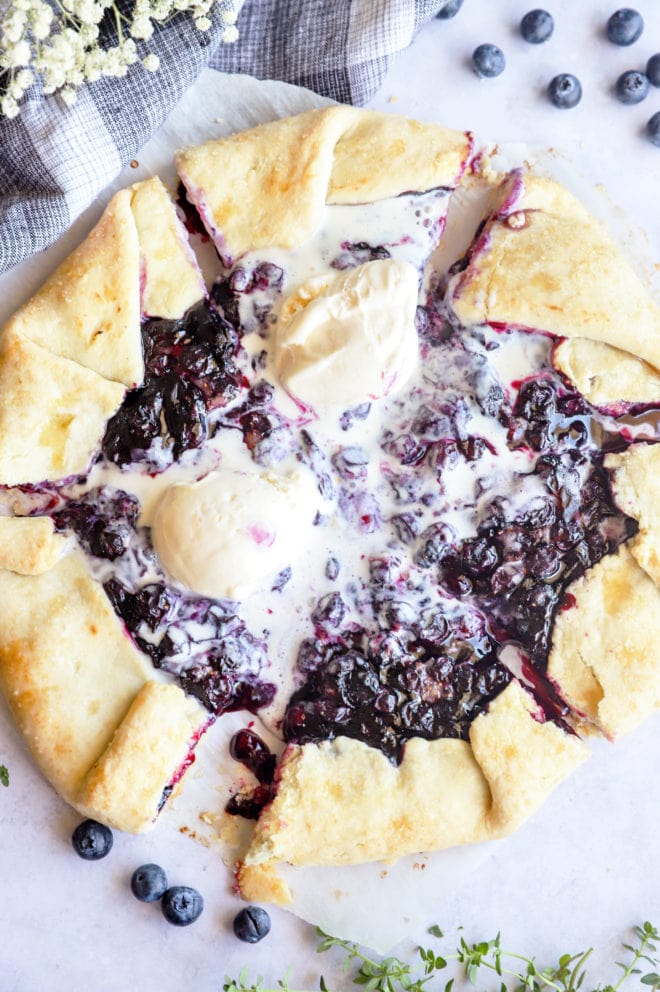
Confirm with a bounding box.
[283,615,511,763]
[23,199,660,785]
[276,303,657,764]
[225,729,277,819]
[102,299,245,469]
[105,577,276,716]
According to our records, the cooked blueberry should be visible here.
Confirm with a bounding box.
[331,241,391,270]
[233,905,271,943]
[520,9,554,43]
[72,819,113,860]
[647,112,660,146]
[131,864,168,902]
[606,8,643,45]
[325,557,340,581]
[648,54,660,87]
[230,729,276,784]
[547,73,582,109]
[271,566,292,592]
[462,537,499,577]
[436,0,464,17]
[472,43,506,78]
[615,69,650,104]
[161,886,204,926]
[332,446,369,480]
[313,592,346,629]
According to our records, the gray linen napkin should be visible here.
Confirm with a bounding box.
[0,0,450,274]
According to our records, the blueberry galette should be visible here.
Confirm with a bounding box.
[0,109,658,903]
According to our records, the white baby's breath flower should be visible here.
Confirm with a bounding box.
[130,16,154,40]
[4,39,31,67]
[2,10,27,45]
[59,85,77,105]
[32,9,54,41]
[1,0,242,117]
[15,68,34,89]
[1,93,19,117]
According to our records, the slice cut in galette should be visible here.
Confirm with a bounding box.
[0,109,658,906]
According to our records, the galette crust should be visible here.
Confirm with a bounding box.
[0,330,126,485]
[3,189,144,387]
[0,179,204,487]
[548,545,660,737]
[129,176,206,319]
[606,444,660,587]
[175,107,471,263]
[0,548,206,831]
[76,681,205,833]
[238,681,588,904]
[553,339,660,408]
[0,516,68,575]
[451,173,660,371]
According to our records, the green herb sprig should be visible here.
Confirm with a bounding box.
[0,763,8,787]
[223,921,660,992]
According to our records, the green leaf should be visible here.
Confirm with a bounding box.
[0,764,8,787]
[428,926,444,939]
[320,977,329,991]
[641,974,660,985]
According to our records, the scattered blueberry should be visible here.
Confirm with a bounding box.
[436,0,464,18]
[606,8,644,46]
[647,54,660,87]
[615,69,650,104]
[520,9,554,44]
[472,43,506,78]
[161,886,204,926]
[71,819,113,860]
[131,863,168,903]
[547,73,583,109]
[647,111,660,146]
[233,906,272,943]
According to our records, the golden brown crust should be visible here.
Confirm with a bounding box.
[0,517,68,574]
[129,176,206,319]
[553,339,660,408]
[606,444,660,587]
[4,190,144,387]
[451,173,660,371]
[238,682,588,904]
[548,545,660,737]
[175,107,470,262]
[0,549,206,830]
[0,330,126,486]
[75,682,205,832]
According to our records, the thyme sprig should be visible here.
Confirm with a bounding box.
[223,921,660,992]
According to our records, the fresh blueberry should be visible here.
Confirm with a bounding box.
[131,863,168,903]
[472,43,506,78]
[161,886,204,926]
[647,112,660,146]
[547,73,582,109]
[606,9,644,46]
[72,819,113,860]
[233,906,272,943]
[436,0,464,18]
[647,54,660,87]
[615,69,650,104]
[520,9,554,44]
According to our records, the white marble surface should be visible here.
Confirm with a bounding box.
[2,1,660,989]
